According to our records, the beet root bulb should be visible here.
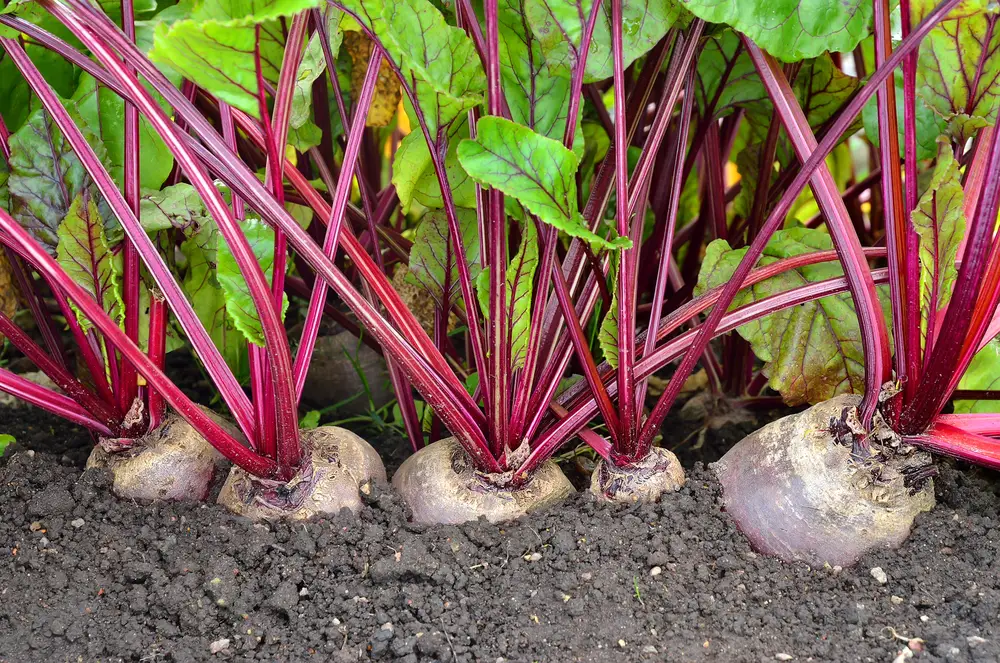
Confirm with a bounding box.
[713,394,935,568]
[217,426,386,520]
[87,410,233,501]
[590,447,685,503]
[392,437,574,525]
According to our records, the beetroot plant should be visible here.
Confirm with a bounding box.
[3,0,998,554]
[0,0,388,517]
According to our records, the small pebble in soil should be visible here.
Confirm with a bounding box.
[70,518,84,528]
[870,567,889,584]
[891,595,904,605]
[650,566,662,576]
[209,638,230,654]
[775,654,794,661]
[618,639,626,648]
[525,552,542,562]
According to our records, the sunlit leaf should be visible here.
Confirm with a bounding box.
[458,116,630,249]
[679,0,871,62]
[150,0,322,117]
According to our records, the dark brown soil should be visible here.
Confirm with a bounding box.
[2,400,1000,663]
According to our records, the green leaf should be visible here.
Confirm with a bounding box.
[913,0,1000,141]
[8,107,106,254]
[598,290,619,369]
[695,30,768,121]
[678,0,871,62]
[506,220,539,368]
[524,0,685,83]
[149,0,322,118]
[406,208,482,306]
[70,74,175,191]
[56,193,123,332]
[499,0,584,154]
[392,121,477,212]
[290,10,343,132]
[0,9,81,99]
[912,139,965,346]
[458,116,630,250]
[139,183,210,232]
[0,433,14,455]
[0,50,33,135]
[215,218,288,346]
[342,0,485,134]
[695,228,870,406]
[179,220,250,381]
[862,70,948,161]
[472,221,540,368]
[300,409,322,429]
[955,338,1000,413]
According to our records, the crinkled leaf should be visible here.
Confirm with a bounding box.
[678,0,871,62]
[392,120,476,212]
[149,0,322,118]
[458,116,630,249]
[180,220,250,381]
[139,183,210,232]
[912,139,965,346]
[472,221,539,368]
[524,0,685,83]
[71,74,175,191]
[215,218,288,346]
[8,107,105,254]
[955,338,1000,413]
[341,0,485,134]
[56,193,123,332]
[695,228,870,405]
[913,0,1000,141]
[406,208,481,306]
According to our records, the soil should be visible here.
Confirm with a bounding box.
[1,398,1000,663]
